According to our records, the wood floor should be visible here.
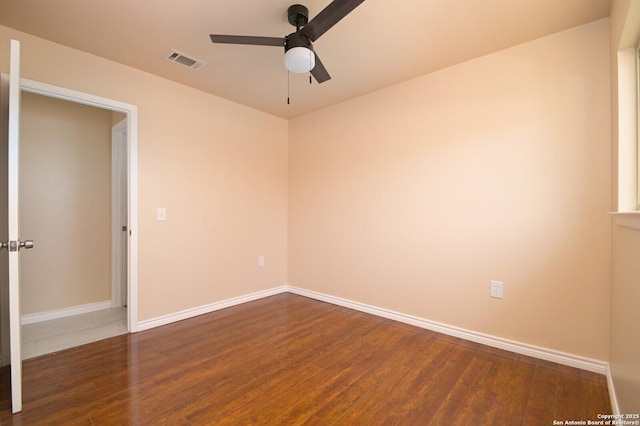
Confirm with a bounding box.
[0,293,611,425]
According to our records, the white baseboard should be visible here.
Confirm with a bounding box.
[137,286,288,331]
[135,284,609,377]
[287,286,609,375]
[21,300,113,325]
[606,366,621,414]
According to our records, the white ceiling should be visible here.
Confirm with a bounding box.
[0,0,611,119]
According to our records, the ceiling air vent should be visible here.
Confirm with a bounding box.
[165,50,206,70]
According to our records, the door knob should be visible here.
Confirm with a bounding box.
[19,240,34,250]
[0,240,35,251]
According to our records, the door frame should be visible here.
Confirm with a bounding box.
[20,78,139,332]
[111,119,127,309]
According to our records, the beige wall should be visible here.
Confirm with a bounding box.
[112,111,126,127]
[289,19,611,360]
[609,0,640,413]
[20,92,113,314]
[0,25,289,321]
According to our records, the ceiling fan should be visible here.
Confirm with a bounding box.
[210,0,366,84]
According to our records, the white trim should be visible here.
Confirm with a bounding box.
[287,286,608,374]
[137,285,609,375]
[609,211,640,230]
[111,119,127,308]
[19,78,135,113]
[18,78,140,334]
[606,365,621,415]
[137,286,288,331]
[126,106,139,332]
[20,301,112,325]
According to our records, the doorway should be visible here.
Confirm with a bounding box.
[2,78,139,364]
[19,92,127,358]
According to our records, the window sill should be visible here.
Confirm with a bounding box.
[609,211,640,230]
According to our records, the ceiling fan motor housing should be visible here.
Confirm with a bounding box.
[287,4,309,28]
[285,32,313,52]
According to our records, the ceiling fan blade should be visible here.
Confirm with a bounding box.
[311,52,331,83]
[300,0,366,41]
[210,35,285,47]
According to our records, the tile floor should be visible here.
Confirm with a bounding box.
[21,308,127,360]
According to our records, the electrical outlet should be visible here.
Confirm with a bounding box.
[490,281,504,299]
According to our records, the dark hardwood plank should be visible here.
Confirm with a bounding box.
[582,369,613,420]
[428,355,494,425]
[523,362,560,424]
[555,364,588,421]
[380,338,455,423]
[0,293,611,424]
[402,344,482,424]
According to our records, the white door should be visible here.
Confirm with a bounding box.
[7,38,31,414]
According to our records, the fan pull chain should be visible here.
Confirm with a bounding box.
[287,71,290,105]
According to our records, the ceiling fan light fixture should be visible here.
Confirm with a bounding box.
[285,46,315,73]
[210,0,367,83]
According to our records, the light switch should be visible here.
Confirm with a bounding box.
[258,256,265,267]
[157,207,167,221]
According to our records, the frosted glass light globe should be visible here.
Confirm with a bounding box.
[285,47,315,73]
